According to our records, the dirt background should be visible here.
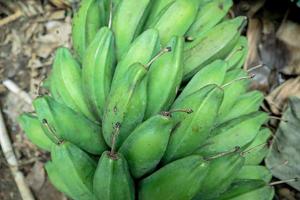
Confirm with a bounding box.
[0,0,300,199]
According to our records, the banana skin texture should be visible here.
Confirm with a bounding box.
[93,151,135,200]
[119,114,174,178]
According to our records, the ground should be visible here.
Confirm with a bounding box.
[0,0,300,199]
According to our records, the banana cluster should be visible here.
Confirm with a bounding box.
[19,0,274,199]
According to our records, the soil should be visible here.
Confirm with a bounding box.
[0,0,300,199]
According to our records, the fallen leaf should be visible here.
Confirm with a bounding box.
[26,161,45,192]
[265,96,300,191]
[266,77,300,115]
[276,20,300,75]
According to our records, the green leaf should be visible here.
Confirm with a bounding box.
[265,96,300,191]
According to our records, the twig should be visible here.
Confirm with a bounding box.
[0,108,35,200]
[0,10,23,27]
[2,79,32,104]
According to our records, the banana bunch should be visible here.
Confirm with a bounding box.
[19,0,275,199]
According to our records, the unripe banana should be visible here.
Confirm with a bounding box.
[33,96,107,155]
[215,179,269,200]
[146,0,199,45]
[176,59,227,103]
[103,63,148,148]
[218,69,250,120]
[50,47,96,121]
[162,85,224,163]
[18,113,53,151]
[218,90,264,123]
[139,155,209,200]
[45,161,73,198]
[197,112,268,156]
[111,29,160,91]
[145,0,174,27]
[93,151,135,200]
[218,186,274,200]
[186,0,233,39]
[112,0,152,59]
[184,16,247,80]
[119,114,173,178]
[225,36,248,70]
[145,36,183,118]
[236,165,272,183]
[193,152,245,200]
[82,27,116,120]
[51,141,97,200]
[72,0,105,59]
[231,166,275,200]
[244,128,271,165]
[170,84,218,125]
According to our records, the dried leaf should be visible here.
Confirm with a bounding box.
[26,161,45,192]
[265,96,300,191]
[266,77,300,115]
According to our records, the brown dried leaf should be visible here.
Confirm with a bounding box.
[244,18,262,69]
[266,77,300,115]
[276,20,300,75]
[26,161,45,192]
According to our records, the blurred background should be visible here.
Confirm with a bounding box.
[0,0,300,199]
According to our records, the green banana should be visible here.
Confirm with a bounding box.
[18,113,53,151]
[236,165,272,183]
[103,63,148,148]
[170,84,218,125]
[145,0,174,27]
[244,128,271,165]
[93,151,135,200]
[214,179,269,200]
[45,161,73,198]
[226,165,275,200]
[119,114,173,178]
[72,0,104,59]
[162,85,224,163]
[225,36,248,70]
[197,112,268,156]
[184,16,247,80]
[146,0,199,45]
[218,90,264,123]
[145,36,183,118]
[219,186,274,200]
[82,27,116,120]
[193,152,245,200]
[139,155,209,200]
[217,68,250,120]
[186,0,233,39]
[112,0,152,59]
[51,141,97,200]
[176,59,227,103]
[111,29,160,91]
[49,47,96,121]
[33,96,107,155]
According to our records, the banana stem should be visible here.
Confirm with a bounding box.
[225,46,244,61]
[246,64,264,72]
[109,122,121,158]
[108,0,113,29]
[238,16,248,33]
[161,108,193,117]
[205,146,241,161]
[42,119,63,145]
[269,116,288,123]
[269,178,298,186]
[221,74,255,88]
[145,47,172,68]
[240,142,267,157]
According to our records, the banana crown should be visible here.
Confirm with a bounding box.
[20,0,274,200]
